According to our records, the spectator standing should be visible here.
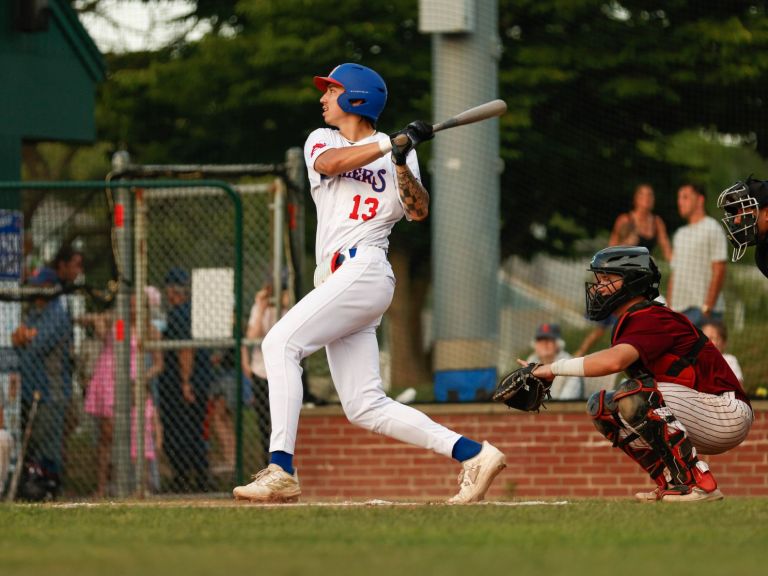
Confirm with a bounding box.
[49,247,84,472]
[609,183,673,261]
[158,268,212,492]
[668,183,728,327]
[208,346,254,474]
[11,267,73,497]
[526,323,583,400]
[82,287,163,497]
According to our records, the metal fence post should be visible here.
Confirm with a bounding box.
[273,178,286,319]
[285,147,305,299]
[112,183,133,497]
[133,187,147,497]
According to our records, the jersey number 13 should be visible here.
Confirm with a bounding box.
[349,195,379,221]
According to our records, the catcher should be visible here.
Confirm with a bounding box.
[494,246,753,502]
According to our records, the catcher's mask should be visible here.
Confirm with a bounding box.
[717,177,768,261]
[585,246,661,321]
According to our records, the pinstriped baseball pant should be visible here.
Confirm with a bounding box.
[655,383,753,455]
[619,382,753,457]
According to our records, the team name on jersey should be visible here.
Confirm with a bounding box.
[339,168,387,192]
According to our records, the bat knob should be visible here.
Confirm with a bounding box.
[392,134,409,147]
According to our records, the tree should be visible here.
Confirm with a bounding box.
[497,0,768,257]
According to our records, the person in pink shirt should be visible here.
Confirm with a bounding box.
[83,287,163,497]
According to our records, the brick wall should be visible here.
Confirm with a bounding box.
[294,401,768,499]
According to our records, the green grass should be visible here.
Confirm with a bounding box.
[2,499,768,576]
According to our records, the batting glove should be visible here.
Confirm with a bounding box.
[389,121,433,165]
[389,130,413,165]
[404,121,434,146]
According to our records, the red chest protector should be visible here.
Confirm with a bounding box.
[610,301,709,388]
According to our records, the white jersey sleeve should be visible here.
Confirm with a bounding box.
[304,128,339,187]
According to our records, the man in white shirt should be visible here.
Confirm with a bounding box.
[668,183,728,327]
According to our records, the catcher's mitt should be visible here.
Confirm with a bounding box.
[493,363,552,412]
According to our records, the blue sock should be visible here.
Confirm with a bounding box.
[269,451,294,475]
[452,437,483,462]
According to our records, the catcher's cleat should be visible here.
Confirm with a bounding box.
[635,475,668,503]
[661,469,723,503]
[660,485,724,503]
[635,487,663,502]
[447,441,506,504]
[233,464,301,503]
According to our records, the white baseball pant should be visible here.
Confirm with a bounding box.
[262,246,461,457]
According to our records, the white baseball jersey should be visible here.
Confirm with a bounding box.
[303,128,421,264]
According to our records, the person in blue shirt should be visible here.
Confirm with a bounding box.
[12,267,74,496]
[158,267,213,492]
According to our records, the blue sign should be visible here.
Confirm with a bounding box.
[0,347,19,372]
[0,210,23,281]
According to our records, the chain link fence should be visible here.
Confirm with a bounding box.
[1,182,118,501]
[0,157,303,500]
[3,150,768,501]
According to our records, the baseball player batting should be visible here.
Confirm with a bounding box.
[500,246,752,502]
[717,176,768,278]
[233,63,506,504]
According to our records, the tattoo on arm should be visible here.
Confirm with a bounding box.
[396,165,429,220]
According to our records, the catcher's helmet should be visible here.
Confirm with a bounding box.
[314,63,387,124]
[585,246,661,321]
[717,177,768,262]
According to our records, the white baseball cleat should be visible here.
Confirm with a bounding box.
[233,464,301,503]
[447,441,507,504]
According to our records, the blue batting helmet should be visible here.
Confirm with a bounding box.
[313,63,388,124]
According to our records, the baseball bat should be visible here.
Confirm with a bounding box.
[6,390,41,502]
[393,99,507,147]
